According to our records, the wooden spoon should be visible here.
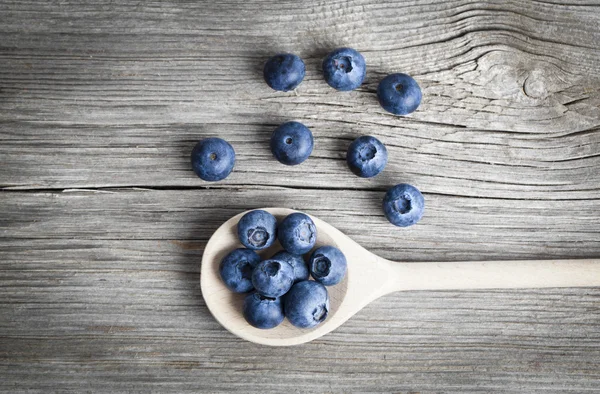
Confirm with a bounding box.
[200,208,600,346]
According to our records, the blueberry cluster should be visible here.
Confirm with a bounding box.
[191,47,425,227]
[219,210,347,329]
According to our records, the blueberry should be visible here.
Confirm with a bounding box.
[309,246,347,286]
[270,121,314,166]
[263,53,305,92]
[322,47,366,91]
[219,248,261,293]
[237,210,277,250]
[278,212,317,255]
[377,73,422,115]
[383,183,425,227]
[284,280,329,329]
[346,136,388,178]
[271,251,309,283]
[191,138,235,182]
[243,292,284,329]
[251,259,295,298]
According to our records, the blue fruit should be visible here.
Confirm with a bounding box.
[271,251,309,283]
[309,246,347,286]
[322,47,366,91]
[251,259,295,298]
[346,136,388,178]
[237,210,277,250]
[263,53,305,92]
[278,212,317,255]
[383,183,425,227]
[219,248,261,293]
[270,121,314,166]
[191,138,235,182]
[377,73,422,115]
[243,292,284,329]
[284,280,329,329]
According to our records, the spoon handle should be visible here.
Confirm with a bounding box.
[384,259,600,292]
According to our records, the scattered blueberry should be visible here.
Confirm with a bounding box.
[270,121,314,166]
[322,47,366,91]
[191,138,235,182]
[219,248,261,293]
[309,246,347,286]
[284,280,329,329]
[383,183,425,227]
[237,210,277,250]
[251,259,295,298]
[243,292,285,329]
[271,251,309,283]
[377,73,422,115]
[278,212,317,255]
[346,135,388,178]
[263,53,305,92]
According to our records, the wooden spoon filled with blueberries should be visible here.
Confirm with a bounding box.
[201,208,600,346]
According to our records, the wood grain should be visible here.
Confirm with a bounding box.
[1,0,600,392]
[1,189,599,392]
[1,0,599,194]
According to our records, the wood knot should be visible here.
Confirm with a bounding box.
[522,71,549,99]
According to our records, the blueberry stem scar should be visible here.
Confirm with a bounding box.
[358,144,376,161]
[247,226,269,248]
[239,261,253,279]
[395,195,412,214]
[265,261,280,277]
[313,305,328,322]
[312,255,331,277]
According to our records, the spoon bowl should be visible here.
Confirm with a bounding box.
[201,208,370,346]
[201,208,600,346]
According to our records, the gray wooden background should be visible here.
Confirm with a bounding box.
[1,0,599,392]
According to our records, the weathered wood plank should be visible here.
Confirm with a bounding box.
[1,289,598,393]
[1,189,599,392]
[1,0,599,190]
[2,123,600,198]
[1,188,599,260]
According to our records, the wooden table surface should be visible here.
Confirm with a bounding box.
[1,0,599,392]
